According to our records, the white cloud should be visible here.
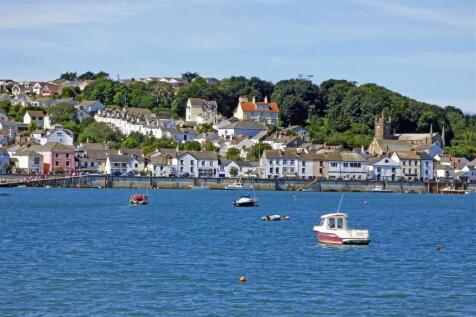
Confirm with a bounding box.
[348,0,475,29]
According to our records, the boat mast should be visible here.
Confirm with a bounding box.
[337,194,344,212]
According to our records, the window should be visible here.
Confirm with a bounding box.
[202,161,205,166]
[331,162,337,167]
[191,167,194,173]
[343,163,348,167]
[385,159,388,163]
[319,168,323,174]
[66,161,70,167]
[191,160,194,166]
[302,161,306,167]
[269,160,273,164]
[415,160,418,165]
[329,218,336,229]
[320,161,323,167]
[66,153,69,158]
[33,157,40,165]
[337,218,343,229]
[403,168,406,174]
[290,167,294,172]
[180,160,184,165]
[290,160,295,165]
[275,168,279,173]
[209,161,213,166]
[135,163,138,168]
[55,153,59,158]
[180,166,184,172]
[403,161,406,166]
[392,168,396,173]
[377,167,381,172]
[55,161,59,167]
[283,159,287,164]
[269,167,273,173]
[302,168,305,173]
[425,161,429,167]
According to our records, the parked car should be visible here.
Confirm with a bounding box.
[112,171,122,176]
[122,171,135,177]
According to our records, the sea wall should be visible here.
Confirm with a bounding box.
[0,174,441,193]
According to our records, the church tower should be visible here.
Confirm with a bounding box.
[374,113,392,140]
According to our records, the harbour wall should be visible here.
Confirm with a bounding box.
[2,175,466,193]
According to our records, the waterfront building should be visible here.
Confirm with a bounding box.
[367,155,401,181]
[391,151,434,181]
[76,100,105,114]
[326,152,368,180]
[233,96,279,125]
[176,151,219,177]
[28,142,76,174]
[10,148,43,173]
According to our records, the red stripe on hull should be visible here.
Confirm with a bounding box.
[316,232,344,244]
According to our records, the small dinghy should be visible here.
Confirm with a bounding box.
[130,194,148,205]
[261,214,290,221]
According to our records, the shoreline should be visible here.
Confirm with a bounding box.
[1,175,474,193]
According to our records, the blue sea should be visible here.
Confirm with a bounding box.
[0,188,475,316]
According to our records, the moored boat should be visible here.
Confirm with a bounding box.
[372,185,392,193]
[261,214,290,221]
[233,194,258,207]
[130,194,148,205]
[440,187,470,195]
[313,213,370,245]
[225,182,255,190]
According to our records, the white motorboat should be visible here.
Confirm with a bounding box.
[312,195,370,245]
[233,195,258,207]
[225,182,254,190]
[372,185,392,193]
[313,213,370,245]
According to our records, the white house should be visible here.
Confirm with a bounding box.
[217,120,267,141]
[176,151,219,177]
[185,98,218,123]
[39,127,75,146]
[368,155,401,181]
[327,152,368,180]
[76,100,105,114]
[221,160,256,178]
[233,96,279,125]
[11,148,43,173]
[105,154,143,175]
[391,151,434,181]
[23,110,45,128]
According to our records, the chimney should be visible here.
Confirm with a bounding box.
[252,96,256,104]
[264,96,268,103]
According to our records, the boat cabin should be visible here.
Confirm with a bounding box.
[319,213,349,230]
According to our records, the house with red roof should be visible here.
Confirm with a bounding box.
[233,96,279,125]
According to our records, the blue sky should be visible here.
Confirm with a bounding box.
[1,0,475,113]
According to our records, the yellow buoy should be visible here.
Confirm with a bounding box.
[239,276,247,283]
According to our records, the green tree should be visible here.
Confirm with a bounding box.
[197,123,216,133]
[78,122,122,143]
[28,122,37,134]
[181,71,199,83]
[226,148,242,161]
[78,71,95,81]
[247,143,271,160]
[0,100,11,114]
[180,141,202,151]
[150,81,174,109]
[272,79,320,126]
[229,167,239,178]
[47,104,77,124]
[60,71,77,81]
[61,86,80,98]
[203,141,217,152]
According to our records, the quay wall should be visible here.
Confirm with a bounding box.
[0,175,445,193]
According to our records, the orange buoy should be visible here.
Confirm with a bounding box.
[239,276,247,283]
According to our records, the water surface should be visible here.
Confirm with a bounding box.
[0,189,475,316]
